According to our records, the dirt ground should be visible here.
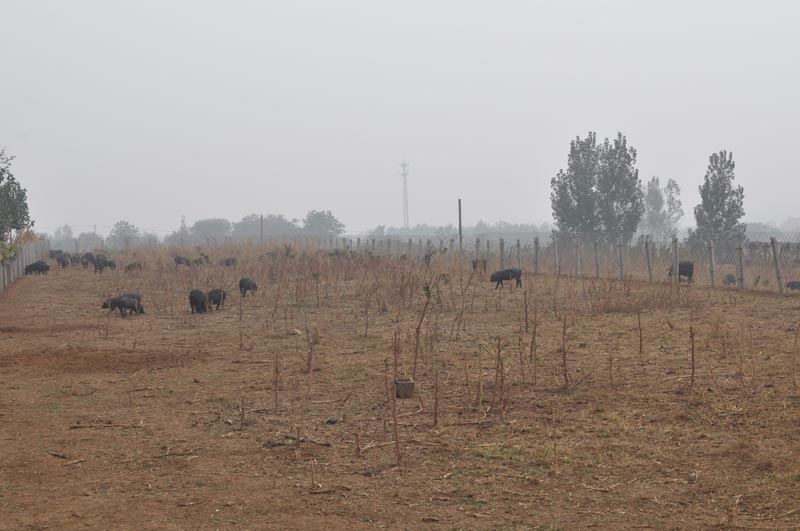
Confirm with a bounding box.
[2,250,800,531]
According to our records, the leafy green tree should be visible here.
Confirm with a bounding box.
[689,150,745,244]
[106,220,141,249]
[550,132,643,243]
[596,134,644,243]
[641,176,683,236]
[76,231,103,251]
[190,218,231,243]
[231,213,301,240]
[52,224,75,251]
[550,132,600,240]
[303,210,345,238]
[164,216,191,246]
[0,149,32,240]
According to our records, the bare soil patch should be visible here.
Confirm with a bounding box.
[2,250,800,530]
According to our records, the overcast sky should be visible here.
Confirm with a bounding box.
[2,1,798,237]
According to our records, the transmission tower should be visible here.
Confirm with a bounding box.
[400,160,409,229]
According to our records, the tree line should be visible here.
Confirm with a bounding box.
[550,131,745,246]
[50,210,347,251]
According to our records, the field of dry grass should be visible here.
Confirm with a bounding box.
[2,244,800,530]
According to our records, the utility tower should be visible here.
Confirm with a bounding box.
[400,160,410,229]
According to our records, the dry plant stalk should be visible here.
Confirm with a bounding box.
[689,326,696,389]
[561,317,569,391]
[273,349,280,411]
[413,282,434,381]
[433,369,439,427]
[476,345,484,410]
[793,324,799,390]
[637,308,643,357]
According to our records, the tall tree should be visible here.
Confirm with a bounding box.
[550,132,600,240]
[596,133,644,243]
[76,232,103,251]
[550,132,643,243]
[106,220,141,249]
[190,218,232,243]
[0,149,32,240]
[303,210,345,238]
[641,176,683,236]
[690,150,745,244]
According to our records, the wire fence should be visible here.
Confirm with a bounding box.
[0,240,51,293]
[322,231,800,295]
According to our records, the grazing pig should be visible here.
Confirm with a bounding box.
[220,257,238,267]
[93,256,108,273]
[667,261,694,284]
[101,296,141,317]
[239,277,258,297]
[120,292,144,314]
[723,273,737,286]
[125,262,143,273]
[189,289,208,314]
[207,288,227,310]
[490,268,522,288]
[25,261,50,275]
[70,254,81,265]
[174,256,191,266]
[107,260,116,270]
[786,281,800,291]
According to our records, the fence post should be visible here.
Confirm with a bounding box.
[516,239,521,269]
[594,240,600,279]
[645,236,653,284]
[617,236,624,280]
[407,239,412,257]
[708,240,716,288]
[672,238,679,288]
[533,237,539,274]
[458,198,463,253]
[499,238,505,269]
[387,239,392,256]
[737,243,745,290]
[575,237,581,277]
[771,237,784,295]
[449,238,454,252]
[552,234,559,275]
[475,238,480,265]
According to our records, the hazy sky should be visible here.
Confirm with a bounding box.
[2,1,798,237]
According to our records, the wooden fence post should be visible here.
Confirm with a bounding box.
[575,237,581,277]
[708,240,716,288]
[458,198,463,253]
[672,238,679,288]
[594,240,600,279]
[516,239,521,269]
[645,236,653,284]
[499,238,505,269]
[737,243,745,290]
[617,236,624,280]
[553,234,559,275]
[533,237,539,274]
[475,238,480,265]
[771,237,784,295]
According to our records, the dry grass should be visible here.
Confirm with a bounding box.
[2,244,800,530]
